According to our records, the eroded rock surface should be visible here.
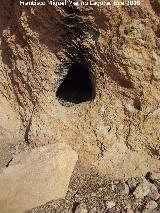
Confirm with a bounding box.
[0,0,160,212]
[0,0,160,179]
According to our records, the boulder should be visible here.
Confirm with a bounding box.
[0,143,78,213]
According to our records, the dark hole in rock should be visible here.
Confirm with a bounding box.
[56,62,96,104]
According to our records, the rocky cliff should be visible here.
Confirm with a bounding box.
[0,0,160,212]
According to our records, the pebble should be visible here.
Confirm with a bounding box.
[127,177,142,190]
[145,200,158,210]
[133,178,152,199]
[111,181,115,191]
[106,201,116,209]
[153,180,160,191]
[150,173,160,190]
[148,184,160,200]
[118,182,130,195]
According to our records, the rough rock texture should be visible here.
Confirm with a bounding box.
[0,0,160,212]
[133,178,156,199]
[0,143,78,213]
[0,0,159,179]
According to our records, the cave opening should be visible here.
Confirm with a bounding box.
[56,62,96,104]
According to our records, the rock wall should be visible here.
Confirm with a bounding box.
[0,0,160,179]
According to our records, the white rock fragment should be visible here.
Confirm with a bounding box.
[154,180,160,191]
[148,184,160,200]
[127,177,142,190]
[0,143,78,213]
[145,200,158,210]
[133,178,152,199]
[107,201,116,209]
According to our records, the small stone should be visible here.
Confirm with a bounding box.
[145,200,158,210]
[133,178,152,199]
[106,201,116,209]
[127,177,142,190]
[118,182,130,195]
[148,184,160,200]
[153,180,160,191]
[111,181,115,191]
[149,172,160,191]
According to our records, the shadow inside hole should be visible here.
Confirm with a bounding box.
[56,62,96,104]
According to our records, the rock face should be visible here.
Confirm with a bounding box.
[0,143,78,213]
[0,0,160,181]
[1,1,160,212]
